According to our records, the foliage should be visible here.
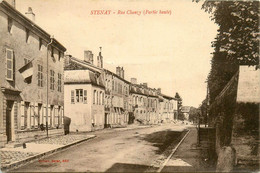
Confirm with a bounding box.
[200,1,259,104]
[175,92,183,120]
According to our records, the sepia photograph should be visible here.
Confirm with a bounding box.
[0,0,259,172]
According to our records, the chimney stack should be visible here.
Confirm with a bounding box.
[84,50,94,64]
[97,47,103,68]
[131,78,137,84]
[25,7,35,22]
[157,88,161,94]
[6,0,16,8]
[142,83,148,88]
[121,67,124,79]
[116,66,121,77]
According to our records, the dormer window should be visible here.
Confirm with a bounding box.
[7,17,13,33]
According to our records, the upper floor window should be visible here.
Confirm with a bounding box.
[7,17,13,33]
[38,64,43,87]
[76,89,83,103]
[6,49,14,81]
[51,47,54,57]
[93,90,96,104]
[50,70,55,90]
[58,51,62,61]
[39,38,43,50]
[58,73,61,92]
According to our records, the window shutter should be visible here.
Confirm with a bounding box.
[84,90,87,104]
[71,90,75,104]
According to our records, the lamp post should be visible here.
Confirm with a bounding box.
[46,36,54,137]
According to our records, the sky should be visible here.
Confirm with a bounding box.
[16,0,218,107]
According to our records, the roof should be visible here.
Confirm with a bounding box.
[64,70,105,88]
[104,69,130,84]
[0,0,66,52]
[65,56,103,73]
[237,65,260,103]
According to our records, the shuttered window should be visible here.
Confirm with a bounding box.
[6,49,14,81]
[71,90,75,104]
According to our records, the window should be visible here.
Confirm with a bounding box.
[58,73,61,92]
[26,28,29,43]
[97,92,99,105]
[6,49,14,81]
[30,105,35,128]
[38,65,43,87]
[58,51,62,61]
[7,17,13,33]
[50,70,55,90]
[99,91,102,105]
[84,90,87,104]
[102,93,104,105]
[71,90,75,103]
[51,47,54,57]
[76,89,83,103]
[39,38,42,50]
[93,90,96,104]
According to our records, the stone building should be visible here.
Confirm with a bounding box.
[64,53,105,132]
[0,0,66,147]
[103,67,130,127]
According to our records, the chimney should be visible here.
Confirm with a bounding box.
[97,47,103,68]
[121,67,124,79]
[116,66,121,76]
[64,54,71,68]
[143,83,148,88]
[131,78,137,84]
[6,0,16,8]
[25,7,35,22]
[157,88,161,94]
[84,50,93,64]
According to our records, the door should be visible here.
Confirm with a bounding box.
[6,101,14,142]
[104,113,108,127]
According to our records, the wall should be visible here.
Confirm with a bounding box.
[0,8,65,146]
[64,84,92,132]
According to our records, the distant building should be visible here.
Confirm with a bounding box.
[103,67,130,127]
[129,81,160,124]
[0,1,66,147]
[181,106,191,120]
[64,54,105,132]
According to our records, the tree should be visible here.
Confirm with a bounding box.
[175,92,183,120]
[197,1,259,104]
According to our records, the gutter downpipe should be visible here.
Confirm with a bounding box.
[46,36,54,137]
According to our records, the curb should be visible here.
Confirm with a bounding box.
[157,129,191,172]
[1,135,96,172]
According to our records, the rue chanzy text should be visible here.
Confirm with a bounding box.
[90,10,172,16]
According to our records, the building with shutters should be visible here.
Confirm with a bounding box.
[64,53,105,132]
[103,67,130,128]
[0,0,66,147]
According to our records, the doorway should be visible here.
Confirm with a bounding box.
[6,100,14,142]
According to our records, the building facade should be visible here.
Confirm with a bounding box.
[64,54,105,132]
[0,1,66,147]
[103,67,130,127]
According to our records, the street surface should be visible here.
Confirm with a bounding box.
[12,124,189,172]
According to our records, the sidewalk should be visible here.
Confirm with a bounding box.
[0,123,155,171]
[161,127,216,172]
[0,134,95,171]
